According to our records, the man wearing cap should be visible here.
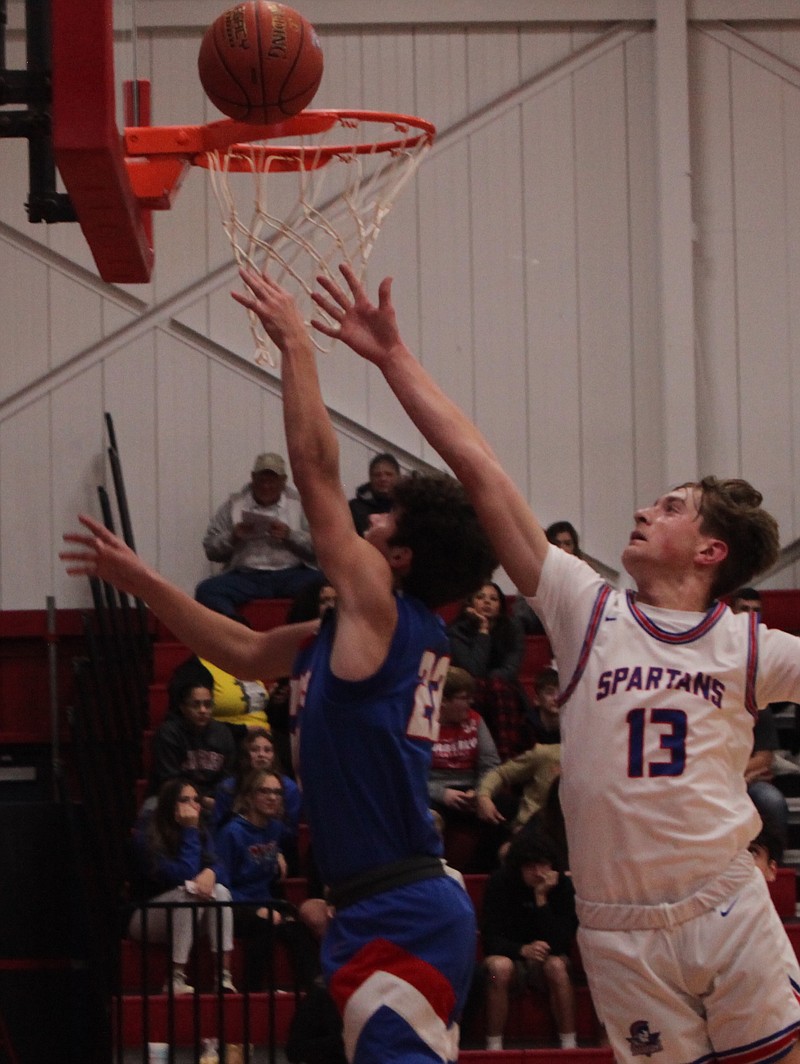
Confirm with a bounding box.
[196,453,319,619]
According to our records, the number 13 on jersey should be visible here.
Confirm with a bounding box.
[407,651,449,740]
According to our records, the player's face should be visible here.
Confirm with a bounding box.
[249,735,275,768]
[181,686,214,729]
[622,486,709,580]
[251,470,285,507]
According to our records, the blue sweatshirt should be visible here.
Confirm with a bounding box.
[215,815,288,904]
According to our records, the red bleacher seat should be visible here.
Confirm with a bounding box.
[118,989,295,1046]
[769,867,797,919]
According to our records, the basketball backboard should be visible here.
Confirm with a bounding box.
[50,0,154,281]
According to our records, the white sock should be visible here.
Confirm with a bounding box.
[486,1035,503,1051]
[560,1032,577,1049]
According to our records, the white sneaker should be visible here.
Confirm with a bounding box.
[164,970,194,995]
[219,970,237,994]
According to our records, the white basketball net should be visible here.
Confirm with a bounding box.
[203,112,433,367]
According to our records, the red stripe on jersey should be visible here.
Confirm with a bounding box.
[328,937,456,1026]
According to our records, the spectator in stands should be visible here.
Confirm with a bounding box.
[198,656,270,735]
[476,742,561,840]
[428,666,502,871]
[348,452,401,536]
[129,777,235,994]
[148,659,236,812]
[212,727,301,839]
[730,590,791,839]
[447,581,529,760]
[518,777,570,875]
[527,667,561,745]
[749,822,785,884]
[196,452,319,620]
[481,832,578,1052]
[215,768,319,992]
[513,522,582,635]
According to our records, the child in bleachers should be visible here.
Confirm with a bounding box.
[480,832,578,1052]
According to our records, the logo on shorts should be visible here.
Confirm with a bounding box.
[627,1020,663,1057]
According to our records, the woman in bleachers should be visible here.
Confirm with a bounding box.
[447,581,530,760]
[212,727,301,836]
[147,660,236,813]
[129,776,235,995]
[215,768,319,992]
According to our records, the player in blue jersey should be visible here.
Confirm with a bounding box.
[62,265,496,1064]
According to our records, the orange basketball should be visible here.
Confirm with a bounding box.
[198,1,324,124]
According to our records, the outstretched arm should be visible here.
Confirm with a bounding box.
[60,515,316,679]
[312,266,549,596]
[232,268,397,681]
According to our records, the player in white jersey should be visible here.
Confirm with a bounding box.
[310,264,800,1063]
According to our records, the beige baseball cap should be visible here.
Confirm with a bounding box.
[251,452,287,476]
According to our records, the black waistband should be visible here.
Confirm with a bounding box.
[328,855,446,910]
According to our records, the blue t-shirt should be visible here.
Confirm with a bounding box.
[290,593,450,886]
[215,814,288,904]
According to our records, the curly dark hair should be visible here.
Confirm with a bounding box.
[389,473,497,608]
[680,477,780,602]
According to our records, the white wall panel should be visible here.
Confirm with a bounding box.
[153,332,211,590]
[624,32,662,510]
[0,246,50,401]
[48,272,105,372]
[573,45,636,563]
[0,399,53,608]
[102,335,159,567]
[469,113,529,496]
[691,33,740,477]
[730,51,793,534]
[50,366,106,607]
[521,77,581,536]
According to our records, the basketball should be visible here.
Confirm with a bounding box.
[198,1,324,125]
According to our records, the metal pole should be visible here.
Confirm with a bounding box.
[46,594,61,799]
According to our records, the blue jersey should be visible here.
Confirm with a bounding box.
[290,592,450,886]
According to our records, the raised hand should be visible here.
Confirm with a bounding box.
[311,264,400,366]
[60,514,153,597]
[232,267,307,351]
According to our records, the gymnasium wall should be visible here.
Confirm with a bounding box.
[1,2,800,608]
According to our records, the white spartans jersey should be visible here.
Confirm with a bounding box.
[530,546,800,915]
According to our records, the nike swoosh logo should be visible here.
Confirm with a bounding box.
[720,898,739,917]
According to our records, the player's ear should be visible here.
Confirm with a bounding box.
[697,537,728,568]
[388,545,412,574]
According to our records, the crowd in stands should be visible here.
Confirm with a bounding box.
[124,452,798,1051]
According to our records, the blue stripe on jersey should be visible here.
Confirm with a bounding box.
[626,592,726,644]
[557,583,612,708]
[744,610,760,720]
